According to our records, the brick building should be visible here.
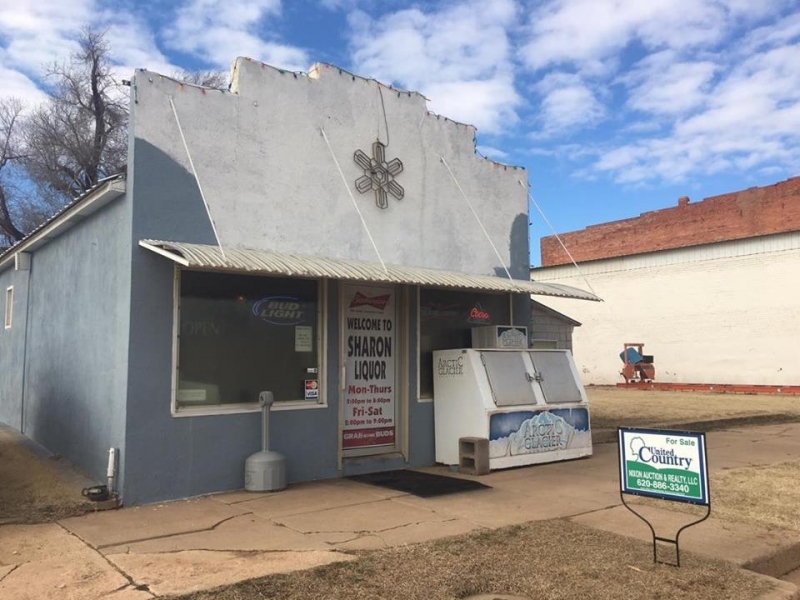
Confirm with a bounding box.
[532,177,800,386]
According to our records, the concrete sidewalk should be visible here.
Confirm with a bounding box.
[2,423,800,599]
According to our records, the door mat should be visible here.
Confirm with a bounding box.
[349,470,491,498]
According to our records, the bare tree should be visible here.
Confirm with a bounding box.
[4,28,227,245]
[0,98,27,242]
[25,28,128,201]
[173,68,229,89]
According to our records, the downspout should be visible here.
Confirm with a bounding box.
[19,254,32,433]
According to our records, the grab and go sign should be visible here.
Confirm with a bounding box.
[618,428,709,505]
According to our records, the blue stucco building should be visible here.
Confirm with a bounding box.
[0,58,595,505]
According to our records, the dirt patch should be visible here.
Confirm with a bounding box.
[587,387,800,430]
[177,520,772,600]
[0,427,93,524]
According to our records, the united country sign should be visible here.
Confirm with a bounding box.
[618,428,709,506]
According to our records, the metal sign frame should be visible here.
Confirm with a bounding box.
[617,427,711,567]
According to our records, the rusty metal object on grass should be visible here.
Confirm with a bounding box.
[620,342,655,383]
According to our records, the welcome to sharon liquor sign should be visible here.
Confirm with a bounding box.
[618,428,709,506]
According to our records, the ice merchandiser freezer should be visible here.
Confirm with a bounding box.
[433,349,592,469]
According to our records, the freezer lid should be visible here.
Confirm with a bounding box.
[480,351,539,407]
[528,351,583,404]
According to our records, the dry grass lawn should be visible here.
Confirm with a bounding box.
[633,459,800,532]
[712,460,800,531]
[587,386,800,430]
[0,427,93,524]
[178,520,772,600]
[592,388,800,532]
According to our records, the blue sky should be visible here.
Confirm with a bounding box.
[2,0,799,265]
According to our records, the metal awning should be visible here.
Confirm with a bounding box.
[139,240,601,301]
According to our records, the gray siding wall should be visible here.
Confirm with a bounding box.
[0,267,29,430]
[530,303,575,351]
[19,196,132,485]
[513,293,533,330]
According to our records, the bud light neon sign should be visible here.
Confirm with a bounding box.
[252,296,307,325]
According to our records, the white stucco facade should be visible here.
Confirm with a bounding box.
[531,231,800,386]
[132,58,529,278]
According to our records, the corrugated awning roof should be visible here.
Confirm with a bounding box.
[139,240,601,301]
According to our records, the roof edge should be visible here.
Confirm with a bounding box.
[0,175,126,273]
[531,299,582,326]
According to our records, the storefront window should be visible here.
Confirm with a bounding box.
[419,288,510,399]
[176,271,321,409]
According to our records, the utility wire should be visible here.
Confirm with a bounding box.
[320,127,388,273]
[169,96,226,259]
[377,84,389,146]
[521,180,596,296]
[440,155,513,281]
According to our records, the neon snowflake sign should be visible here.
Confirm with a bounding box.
[354,141,404,209]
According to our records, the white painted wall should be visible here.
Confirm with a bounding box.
[531,232,800,385]
[131,58,528,277]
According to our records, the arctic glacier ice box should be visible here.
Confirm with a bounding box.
[433,349,592,470]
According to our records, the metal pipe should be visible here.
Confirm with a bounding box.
[259,391,274,453]
[107,447,117,494]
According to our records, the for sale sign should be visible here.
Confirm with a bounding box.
[618,428,709,506]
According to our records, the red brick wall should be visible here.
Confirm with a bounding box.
[541,177,800,266]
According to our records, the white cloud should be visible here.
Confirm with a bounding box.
[347,0,521,133]
[623,51,718,116]
[0,0,184,104]
[590,44,800,185]
[164,0,308,71]
[477,145,509,160]
[423,76,519,132]
[719,0,794,20]
[621,121,664,134]
[318,0,357,9]
[0,62,47,104]
[102,13,177,78]
[517,1,800,185]
[0,0,93,74]
[520,0,726,73]
[675,45,800,143]
[534,72,606,135]
[0,0,93,104]
[739,9,800,55]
